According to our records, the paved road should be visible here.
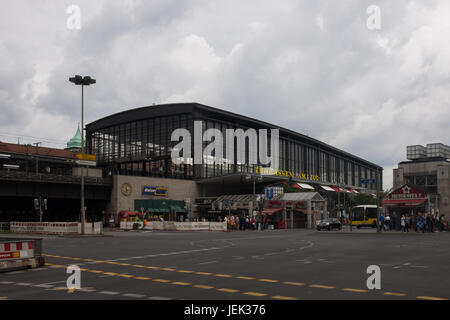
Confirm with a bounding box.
[1,229,449,301]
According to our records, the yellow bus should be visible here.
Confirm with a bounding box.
[350,205,379,228]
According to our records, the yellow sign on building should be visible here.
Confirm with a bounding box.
[76,154,97,161]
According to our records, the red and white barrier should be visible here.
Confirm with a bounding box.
[0,238,44,272]
[10,222,102,235]
[120,221,227,232]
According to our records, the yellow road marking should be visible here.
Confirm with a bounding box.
[117,274,134,278]
[133,265,146,268]
[135,277,152,280]
[343,288,369,293]
[196,272,212,275]
[218,288,240,293]
[153,279,171,283]
[310,285,336,289]
[178,270,194,274]
[417,296,448,301]
[80,268,88,272]
[104,272,119,276]
[244,292,268,297]
[0,297,9,300]
[272,296,297,300]
[384,292,407,297]
[259,279,278,283]
[146,266,160,270]
[161,268,176,272]
[172,282,191,286]
[106,262,119,265]
[120,263,131,266]
[215,274,233,278]
[284,282,305,286]
[193,285,214,290]
[87,270,103,274]
[236,276,255,280]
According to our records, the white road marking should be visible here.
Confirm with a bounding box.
[148,296,171,300]
[198,261,218,265]
[123,293,145,299]
[0,281,15,285]
[99,291,120,295]
[15,283,34,286]
[34,284,55,289]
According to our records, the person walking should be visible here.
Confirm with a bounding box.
[379,213,385,232]
[405,214,410,233]
[385,215,391,231]
[401,215,406,232]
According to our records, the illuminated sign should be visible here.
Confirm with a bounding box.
[142,186,169,197]
[76,154,97,161]
[254,167,320,182]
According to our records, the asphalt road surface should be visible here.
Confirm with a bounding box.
[1,229,449,301]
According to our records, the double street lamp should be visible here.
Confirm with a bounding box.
[69,75,96,235]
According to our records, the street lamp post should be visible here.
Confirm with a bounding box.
[69,75,96,235]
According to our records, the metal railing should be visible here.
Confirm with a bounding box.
[0,170,112,186]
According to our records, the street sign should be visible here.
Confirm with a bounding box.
[361,179,376,184]
[76,154,97,161]
[76,160,97,167]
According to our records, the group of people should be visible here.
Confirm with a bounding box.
[220,215,273,231]
[379,213,448,233]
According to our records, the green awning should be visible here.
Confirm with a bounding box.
[135,199,185,213]
[170,205,186,213]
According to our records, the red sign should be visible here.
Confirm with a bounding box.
[388,185,426,200]
[0,252,19,260]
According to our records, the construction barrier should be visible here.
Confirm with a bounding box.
[120,221,227,232]
[0,238,44,272]
[10,222,103,235]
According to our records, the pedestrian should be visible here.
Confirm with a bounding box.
[426,214,432,233]
[385,215,391,231]
[417,214,426,233]
[379,213,385,232]
[401,215,406,232]
[405,215,410,233]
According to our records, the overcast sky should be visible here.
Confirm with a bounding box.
[1,0,449,190]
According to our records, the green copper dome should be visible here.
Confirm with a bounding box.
[67,126,84,149]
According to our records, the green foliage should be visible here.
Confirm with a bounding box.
[352,193,376,206]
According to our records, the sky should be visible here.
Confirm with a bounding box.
[0,0,449,190]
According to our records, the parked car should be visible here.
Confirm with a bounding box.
[317,218,342,231]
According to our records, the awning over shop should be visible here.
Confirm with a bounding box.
[261,208,283,215]
[382,198,427,206]
[135,199,186,213]
[321,186,336,192]
[297,183,315,190]
[330,186,344,192]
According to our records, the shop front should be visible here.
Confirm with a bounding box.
[263,192,326,229]
[134,199,187,222]
[382,184,428,230]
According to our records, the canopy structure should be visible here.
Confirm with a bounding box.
[281,192,325,202]
[261,208,283,215]
[135,199,186,213]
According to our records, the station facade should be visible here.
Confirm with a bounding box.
[85,103,383,223]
